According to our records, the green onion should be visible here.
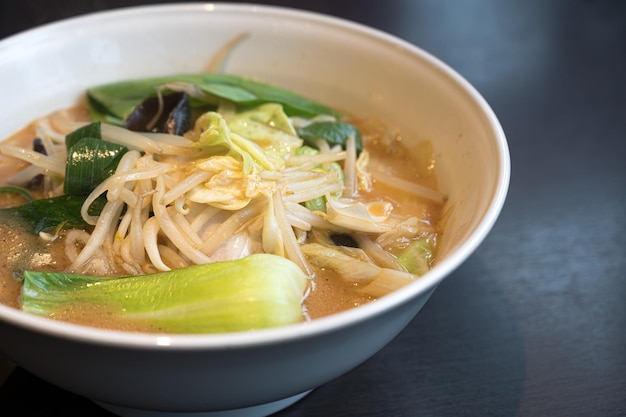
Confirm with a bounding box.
[63,122,128,195]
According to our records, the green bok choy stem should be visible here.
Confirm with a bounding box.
[22,253,308,333]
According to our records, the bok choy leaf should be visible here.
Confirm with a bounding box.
[87,73,344,123]
[21,253,308,333]
[0,193,106,234]
[296,121,363,153]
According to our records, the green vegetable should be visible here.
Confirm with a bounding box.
[221,103,302,166]
[64,122,128,195]
[296,121,363,153]
[21,253,308,333]
[227,103,301,151]
[0,122,121,235]
[396,238,433,276]
[87,73,343,122]
[0,193,106,234]
[194,111,276,174]
[300,243,415,297]
[65,121,103,150]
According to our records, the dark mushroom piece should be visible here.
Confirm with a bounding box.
[27,138,46,189]
[330,233,359,248]
[124,92,192,136]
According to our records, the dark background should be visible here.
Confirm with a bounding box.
[1,1,626,416]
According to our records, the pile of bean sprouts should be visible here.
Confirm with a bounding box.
[0,105,447,297]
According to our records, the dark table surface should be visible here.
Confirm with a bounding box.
[1,1,625,416]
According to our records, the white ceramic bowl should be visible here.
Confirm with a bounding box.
[0,3,509,417]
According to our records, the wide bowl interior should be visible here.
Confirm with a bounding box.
[0,3,509,415]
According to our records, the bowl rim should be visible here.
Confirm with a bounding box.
[0,2,510,350]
